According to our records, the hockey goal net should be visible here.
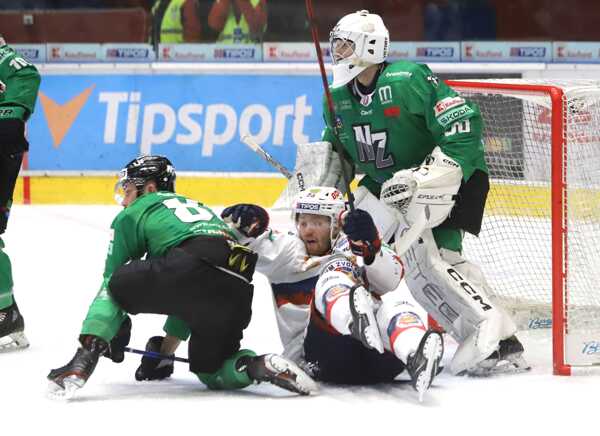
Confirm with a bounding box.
[448,79,600,375]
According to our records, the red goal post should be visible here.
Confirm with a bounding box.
[446,79,600,375]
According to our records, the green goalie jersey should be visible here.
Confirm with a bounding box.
[322,61,487,197]
[0,44,41,121]
[81,192,237,341]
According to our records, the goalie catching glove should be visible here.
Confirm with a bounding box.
[221,204,269,238]
[381,147,462,228]
[341,209,381,265]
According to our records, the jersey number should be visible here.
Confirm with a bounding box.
[163,198,212,223]
[352,124,394,169]
[9,57,31,70]
[444,119,471,137]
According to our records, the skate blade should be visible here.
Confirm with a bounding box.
[416,334,443,403]
[267,355,319,396]
[47,376,85,401]
[0,331,29,352]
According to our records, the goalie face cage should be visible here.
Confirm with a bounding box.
[447,79,600,375]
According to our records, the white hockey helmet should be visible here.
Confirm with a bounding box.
[292,187,346,237]
[329,10,389,88]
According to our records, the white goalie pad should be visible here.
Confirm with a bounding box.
[272,142,354,210]
[400,230,517,374]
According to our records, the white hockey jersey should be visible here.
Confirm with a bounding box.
[248,228,403,363]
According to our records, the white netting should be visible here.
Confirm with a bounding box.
[453,80,600,367]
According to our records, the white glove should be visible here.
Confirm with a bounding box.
[0,80,5,94]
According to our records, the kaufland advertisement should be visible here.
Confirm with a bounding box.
[27,74,323,171]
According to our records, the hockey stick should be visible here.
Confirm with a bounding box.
[305,0,355,211]
[124,346,189,363]
[241,134,305,191]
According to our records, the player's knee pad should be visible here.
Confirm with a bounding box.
[196,349,256,390]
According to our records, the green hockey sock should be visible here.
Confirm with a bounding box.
[0,241,14,310]
[196,349,256,390]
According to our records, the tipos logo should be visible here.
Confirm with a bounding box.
[39,85,95,148]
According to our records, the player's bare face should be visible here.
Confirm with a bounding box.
[297,214,332,256]
[331,38,355,64]
[121,182,138,207]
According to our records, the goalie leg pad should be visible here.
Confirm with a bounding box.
[400,232,517,373]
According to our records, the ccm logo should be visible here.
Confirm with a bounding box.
[447,268,492,311]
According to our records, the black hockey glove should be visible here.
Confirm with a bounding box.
[102,315,132,363]
[342,209,381,265]
[221,204,269,238]
[135,336,174,381]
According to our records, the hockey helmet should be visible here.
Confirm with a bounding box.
[115,155,176,203]
[292,187,346,239]
[329,10,389,88]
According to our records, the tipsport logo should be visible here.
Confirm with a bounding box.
[38,87,314,155]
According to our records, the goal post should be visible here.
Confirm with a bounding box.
[447,79,600,375]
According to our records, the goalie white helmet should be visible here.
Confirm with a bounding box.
[292,187,346,239]
[329,10,389,88]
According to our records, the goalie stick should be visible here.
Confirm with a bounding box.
[241,134,305,191]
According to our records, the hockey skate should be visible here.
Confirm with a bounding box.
[406,330,444,402]
[0,302,29,351]
[348,285,384,353]
[245,353,318,396]
[47,335,108,400]
[469,335,530,376]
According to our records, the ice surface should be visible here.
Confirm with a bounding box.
[1,206,598,436]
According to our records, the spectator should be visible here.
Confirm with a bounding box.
[150,0,203,45]
[208,0,267,44]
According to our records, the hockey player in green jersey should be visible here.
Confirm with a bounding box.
[47,155,316,399]
[0,35,41,351]
[312,10,528,376]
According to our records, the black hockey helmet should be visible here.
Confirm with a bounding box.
[117,155,176,196]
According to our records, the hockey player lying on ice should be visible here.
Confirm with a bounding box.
[139,186,444,401]
[46,155,316,400]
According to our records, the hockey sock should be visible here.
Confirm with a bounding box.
[196,349,256,390]
[0,243,14,310]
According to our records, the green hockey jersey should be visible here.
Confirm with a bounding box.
[0,44,41,121]
[81,192,237,341]
[322,61,487,197]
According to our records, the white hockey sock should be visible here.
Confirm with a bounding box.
[326,292,352,335]
[391,326,426,363]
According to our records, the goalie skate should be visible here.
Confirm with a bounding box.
[246,354,318,396]
[0,303,29,352]
[406,330,444,402]
[349,285,384,353]
[467,335,531,377]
